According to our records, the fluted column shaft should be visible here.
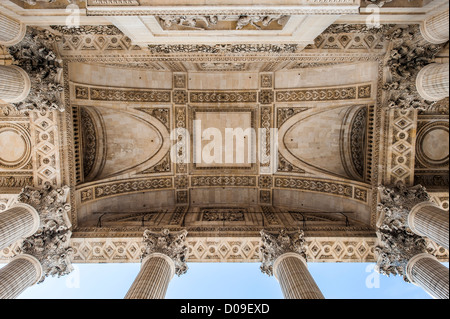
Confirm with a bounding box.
[124,253,175,299]
[0,65,31,103]
[406,253,449,299]
[420,9,449,44]
[273,253,324,299]
[409,202,449,250]
[0,203,40,250]
[0,13,26,46]
[416,63,449,101]
[0,254,42,299]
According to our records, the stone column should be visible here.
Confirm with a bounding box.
[0,65,31,103]
[125,253,175,299]
[416,63,449,101]
[0,254,42,299]
[409,202,449,250]
[0,13,26,46]
[260,229,324,299]
[125,229,188,299]
[0,203,40,250]
[273,252,324,299]
[378,184,448,249]
[420,9,449,44]
[406,253,449,299]
[376,185,449,298]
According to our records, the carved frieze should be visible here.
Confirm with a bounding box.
[190,176,257,187]
[190,91,257,103]
[148,44,298,55]
[275,85,372,103]
[79,177,173,203]
[201,208,246,222]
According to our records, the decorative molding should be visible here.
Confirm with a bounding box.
[0,173,33,189]
[137,152,171,175]
[275,85,371,103]
[89,87,171,103]
[278,153,306,173]
[201,208,246,222]
[173,73,186,89]
[385,108,417,186]
[79,177,173,203]
[274,177,369,203]
[259,105,272,171]
[189,91,257,103]
[261,206,280,225]
[349,106,367,178]
[80,108,96,178]
[148,44,299,55]
[4,236,447,264]
[135,107,170,130]
[50,25,123,36]
[29,109,61,187]
[11,236,381,264]
[190,176,257,187]
[173,90,188,105]
[276,107,308,128]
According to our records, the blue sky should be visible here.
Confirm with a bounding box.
[0,261,444,299]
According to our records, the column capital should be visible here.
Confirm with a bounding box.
[16,183,73,283]
[141,228,188,276]
[260,229,307,276]
[376,184,430,229]
[375,226,427,282]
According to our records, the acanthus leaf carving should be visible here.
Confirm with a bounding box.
[260,229,307,276]
[141,228,188,276]
[8,28,65,112]
[17,182,73,282]
[375,184,431,282]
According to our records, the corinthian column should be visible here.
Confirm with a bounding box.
[416,63,449,101]
[409,202,449,250]
[420,9,449,44]
[0,13,26,46]
[0,65,31,103]
[0,183,73,299]
[378,184,448,249]
[0,254,42,299]
[406,253,449,299]
[260,229,324,299]
[376,186,449,299]
[0,203,40,250]
[125,229,188,299]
